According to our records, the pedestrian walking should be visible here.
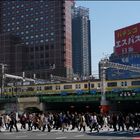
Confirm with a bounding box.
[9,112,19,132]
[0,115,3,132]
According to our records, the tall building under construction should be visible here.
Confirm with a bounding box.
[72,6,91,78]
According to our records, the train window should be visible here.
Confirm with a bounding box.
[44,86,52,90]
[107,82,117,87]
[27,87,34,91]
[37,86,42,91]
[9,89,12,92]
[132,81,140,85]
[125,81,127,86]
[121,82,124,86]
[17,88,21,92]
[56,86,60,90]
[4,89,8,92]
[84,84,88,88]
[64,85,72,89]
[91,84,94,88]
[75,84,81,89]
[14,88,17,92]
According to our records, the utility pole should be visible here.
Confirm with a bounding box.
[0,63,7,97]
[100,63,109,114]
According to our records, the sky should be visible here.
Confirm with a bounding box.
[76,1,140,76]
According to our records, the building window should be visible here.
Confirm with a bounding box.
[51,32,54,36]
[40,54,44,58]
[40,46,43,51]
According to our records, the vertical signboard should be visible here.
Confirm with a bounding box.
[114,23,140,55]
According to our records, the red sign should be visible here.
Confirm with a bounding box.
[114,23,140,55]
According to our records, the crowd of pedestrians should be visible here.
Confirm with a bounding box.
[0,111,140,133]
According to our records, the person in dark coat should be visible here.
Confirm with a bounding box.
[112,113,117,131]
[9,112,19,132]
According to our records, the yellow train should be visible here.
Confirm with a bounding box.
[3,78,140,97]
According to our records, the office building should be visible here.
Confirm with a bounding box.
[0,0,74,79]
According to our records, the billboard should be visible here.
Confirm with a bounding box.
[107,54,140,80]
[114,23,140,55]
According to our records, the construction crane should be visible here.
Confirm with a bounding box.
[99,58,140,114]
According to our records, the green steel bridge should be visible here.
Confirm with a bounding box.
[0,91,140,103]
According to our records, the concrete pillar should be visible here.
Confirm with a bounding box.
[39,102,45,111]
[17,97,41,112]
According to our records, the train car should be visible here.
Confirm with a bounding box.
[3,78,140,97]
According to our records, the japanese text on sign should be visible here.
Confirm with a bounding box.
[115,35,140,48]
[116,27,138,39]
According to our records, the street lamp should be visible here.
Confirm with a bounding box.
[88,75,93,94]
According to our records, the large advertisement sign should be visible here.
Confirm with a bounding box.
[114,23,140,55]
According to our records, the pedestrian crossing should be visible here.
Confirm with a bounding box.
[0,125,140,136]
